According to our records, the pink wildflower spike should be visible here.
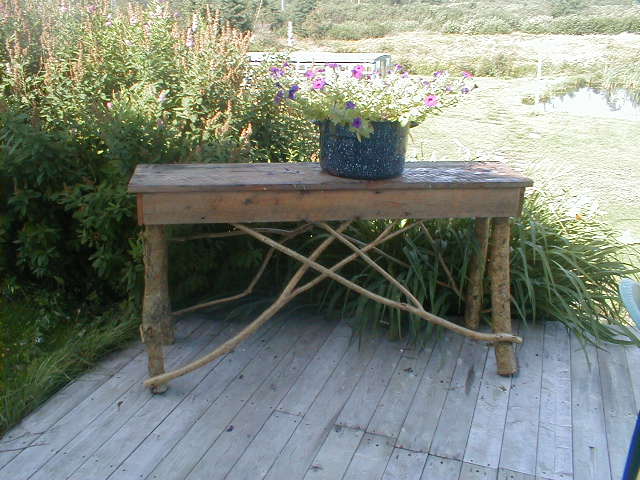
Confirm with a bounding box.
[462,71,474,78]
[424,95,439,107]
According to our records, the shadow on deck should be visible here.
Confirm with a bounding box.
[1,312,638,480]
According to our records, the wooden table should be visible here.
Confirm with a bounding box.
[129,161,533,393]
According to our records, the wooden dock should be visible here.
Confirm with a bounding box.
[1,312,638,480]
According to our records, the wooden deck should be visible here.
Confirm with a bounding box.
[1,312,638,480]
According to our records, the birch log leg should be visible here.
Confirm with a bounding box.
[141,225,174,394]
[464,217,490,330]
[489,217,517,376]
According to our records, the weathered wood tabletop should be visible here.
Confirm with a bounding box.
[129,161,533,225]
[128,161,533,392]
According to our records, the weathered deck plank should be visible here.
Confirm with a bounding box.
[30,316,233,480]
[569,334,611,480]
[337,338,404,431]
[1,317,636,480]
[223,411,301,480]
[304,425,364,480]
[368,338,436,439]
[382,448,428,480]
[536,321,572,480]
[104,316,286,480]
[396,331,465,452]
[66,316,259,480]
[421,455,462,479]
[263,334,382,480]
[464,330,513,469]
[341,433,395,480]
[182,318,334,480]
[0,340,144,469]
[598,340,638,479]
[430,337,489,460]
[499,322,544,475]
[459,462,497,479]
[144,316,298,480]
[276,322,353,416]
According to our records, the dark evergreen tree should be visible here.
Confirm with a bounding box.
[221,0,253,30]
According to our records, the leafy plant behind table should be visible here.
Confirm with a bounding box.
[310,190,639,346]
[0,0,316,311]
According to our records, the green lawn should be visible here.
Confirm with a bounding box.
[404,76,640,252]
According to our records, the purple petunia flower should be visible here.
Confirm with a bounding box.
[434,70,444,77]
[345,101,356,109]
[326,62,339,69]
[424,95,439,107]
[304,69,316,79]
[288,84,300,99]
[352,117,362,128]
[461,87,470,94]
[312,77,326,90]
[270,66,284,77]
[274,90,285,104]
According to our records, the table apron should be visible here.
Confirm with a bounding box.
[137,187,525,225]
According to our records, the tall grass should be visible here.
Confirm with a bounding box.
[0,303,138,435]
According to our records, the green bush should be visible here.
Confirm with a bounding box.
[0,0,316,309]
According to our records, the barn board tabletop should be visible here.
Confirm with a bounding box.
[128,161,533,193]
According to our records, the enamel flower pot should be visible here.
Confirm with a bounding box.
[318,120,409,180]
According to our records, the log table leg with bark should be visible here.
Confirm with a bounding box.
[464,217,491,330]
[141,225,174,394]
[489,217,517,376]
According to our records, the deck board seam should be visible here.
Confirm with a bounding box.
[161,317,295,480]
[597,343,619,480]
[209,319,337,479]
[274,322,354,418]
[493,322,518,471]
[66,317,234,480]
[533,321,546,477]
[425,333,465,455]
[371,336,438,443]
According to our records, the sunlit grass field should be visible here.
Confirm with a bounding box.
[405,76,640,250]
[293,33,640,253]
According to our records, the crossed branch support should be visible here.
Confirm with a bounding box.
[141,218,520,393]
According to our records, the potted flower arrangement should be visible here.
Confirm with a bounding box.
[270,62,475,180]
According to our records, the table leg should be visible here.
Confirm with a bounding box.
[141,225,174,394]
[464,217,490,330]
[489,217,517,376]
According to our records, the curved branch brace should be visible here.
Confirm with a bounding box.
[143,221,352,389]
[170,224,313,317]
[233,223,522,345]
[144,219,522,391]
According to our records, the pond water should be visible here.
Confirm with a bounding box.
[542,86,640,120]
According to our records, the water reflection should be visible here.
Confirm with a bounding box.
[542,87,640,120]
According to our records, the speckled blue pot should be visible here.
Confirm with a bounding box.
[318,121,408,180]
